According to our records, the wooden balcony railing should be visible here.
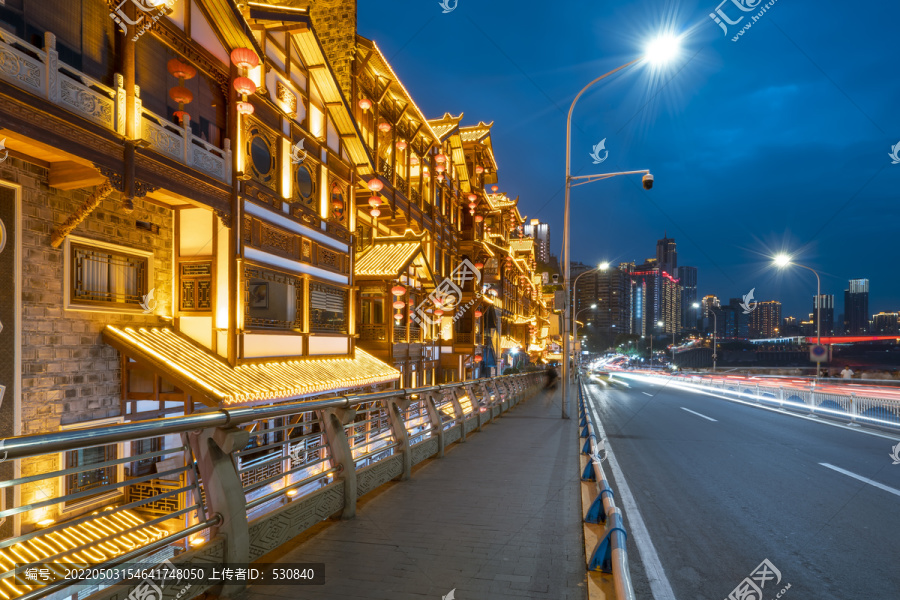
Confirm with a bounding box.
[360,323,387,341]
[394,325,407,342]
[0,29,232,184]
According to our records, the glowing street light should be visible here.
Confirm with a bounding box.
[773,253,823,379]
[561,31,685,418]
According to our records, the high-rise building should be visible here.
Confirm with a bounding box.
[569,261,595,319]
[676,266,698,330]
[872,312,899,335]
[813,294,835,336]
[722,299,751,339]
[750,300,782,338]
[595,264,633,335]
[524,219,550,264]
[782,316,800,336]
[701,295,720,333]
[800,314,816,336]
[660,271,681,335]
[656,233,677,275]
[631,264,659,337]
[844,279,869,334]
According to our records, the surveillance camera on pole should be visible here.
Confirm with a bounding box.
[642,173,654,190]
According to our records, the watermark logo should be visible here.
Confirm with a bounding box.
[442,589,456,600]
[709,0,779,42]
[139,288,157,314]
[0,138,8,163]
[438,0,457,13]
[110,0,177,42]
[725,559,790,600]
[890,442,900,465]
[739,288,757,314]
[291,139,307,165]
[889,141,900,165]
[411,259,482,327]
[0,439,6,464]
[589,138,608,164]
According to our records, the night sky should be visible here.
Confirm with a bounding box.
[358,0,899,321]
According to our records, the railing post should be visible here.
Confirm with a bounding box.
[424,392,446,458]
[318,407,358,519]
[850,393,857,423]
[183,113,193,165]
[223,137,233,181]
[386,396,412,481]
[133,85,143,141]
[185,427,250,573]
[464,383,483,431]
[779,386,785,407]
[492,379,507,413]
[450,387,467,442]
[43,32,58,102]
[114,73,127,135]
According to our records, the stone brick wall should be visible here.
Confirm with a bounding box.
[303,0,357,97]
[2,155,173,529]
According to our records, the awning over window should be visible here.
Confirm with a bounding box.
[355,239,436,286]
[103,326,399,407]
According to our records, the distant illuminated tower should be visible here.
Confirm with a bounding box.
[656,233,677,276]
[844,279,869,334]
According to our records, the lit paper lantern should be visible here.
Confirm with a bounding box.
[434,309,444,317]
[369,208,381,218]
[436,174,445,183]
[435,164,446,173]
[394,313,404,321]
[396,140,407,150]
[233,76,257,96]
[475,215,484,223]
[474,310,483,318]
[491,185,499,192]
[468,202,477,209]
[378,122,392,133]
[467,193,477,202]
[359,98,372,111]
[169,86,193,105]
[167,59,196,80]
[393,300,406,309]
[367,179,384,192]
[368,196,381,208]
[435,153,447,163]
[473,261,484,269]
[475,165,484,174]
[236,101,254,115]
[474,355,483,363]
[230,48,259,70]
[391,285,407,296]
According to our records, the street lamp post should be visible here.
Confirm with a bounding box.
[569,265,604,382]
[574,304,598,375]
[560,34,682,418]
[774,254,823,380]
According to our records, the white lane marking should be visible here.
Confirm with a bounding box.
[819,463,900,498]
[615,375,900,443]
[679,407,717,422]
[584,386,677,600]
[642,392,654,397]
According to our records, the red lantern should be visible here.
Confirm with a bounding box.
[393,300,406,309]
[236,101,254,115]
[436,174,445,182]
[474,261,484,269]
[233,76,257,96]
[367,179,384,192]
[370,208,381,218]
[475,165,484,174]
[411,156,419,165]
[434,309,444,317]
[467,193,477,202]
[378,122,392,133]
[474,355,483,363]
[167,59,196,80]
[332,199,344,211]
[230,48,259,70]
[396,140,407,150]
[475,215,484,223]
[169,86,193,105]
[435,153,447,163]
[367,196,380,208]
[468,202,477,209]
[469,209,475,216]
[474,310,483,318]
[359,98,372,111]
[391,285,407,296]
[435,164,446,173]
[173,110,190,124]
[491,185,499,192]
[393,313,404,321]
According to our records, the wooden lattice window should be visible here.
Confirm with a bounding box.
[180,262,212,312]
[70,243,149,309]
[309,283,348,333]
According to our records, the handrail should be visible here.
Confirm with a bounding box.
[0,376,525,460]
[577,377,636,600]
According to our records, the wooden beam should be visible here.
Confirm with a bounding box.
[49,161,106,190]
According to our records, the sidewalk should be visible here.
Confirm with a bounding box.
[244,385,586,600]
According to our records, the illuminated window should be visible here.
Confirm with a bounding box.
[244,266,302,331]
[67,239,152,312]
[309,283,348,333]
[65,444,117,507]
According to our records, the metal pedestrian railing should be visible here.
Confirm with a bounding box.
[576,378,635,600]
[632,372,900,429]
[0,372,546,600]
